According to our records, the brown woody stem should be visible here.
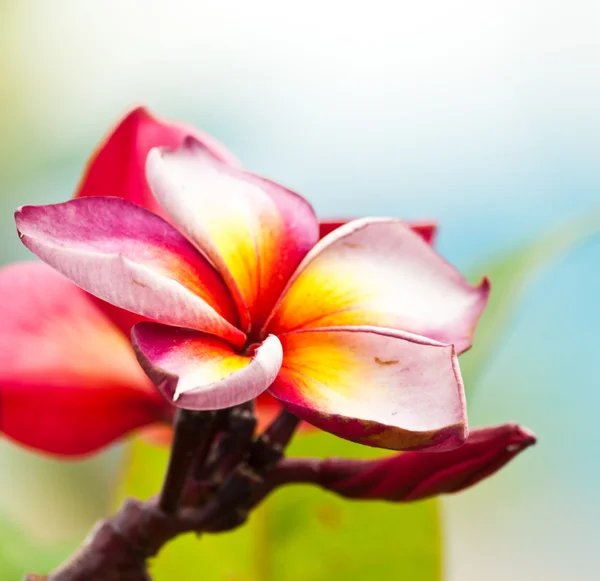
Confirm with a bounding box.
[199,401,257,483]
[250,409,300,470]
[199,409,301,533]
[23,407,303,581]
[158,409,214,514]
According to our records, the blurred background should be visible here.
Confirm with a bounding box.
[1,1,599,579]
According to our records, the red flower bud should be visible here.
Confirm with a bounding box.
[272,424,535,502]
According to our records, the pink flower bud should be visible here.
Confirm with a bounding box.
[274,424,535,502]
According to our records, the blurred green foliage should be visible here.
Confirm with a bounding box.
[0,510,76,579]
[461,211,600,400]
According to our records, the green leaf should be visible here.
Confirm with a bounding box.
[460,211,600,395]
[115,433,440,581]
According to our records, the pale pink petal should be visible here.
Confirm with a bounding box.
[267,219,489,354]
[0,262,169,456]
[269,326,467,451]
[15,198,244,347]
[132,323,283,410]
[146,138,319,332]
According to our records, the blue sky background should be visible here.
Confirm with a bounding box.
[1,2,599,579]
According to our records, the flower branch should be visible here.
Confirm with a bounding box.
[22,422,534,581]
[6,108,536,581]
[22,407,302,581]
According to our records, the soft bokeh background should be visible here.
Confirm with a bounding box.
[1,1,599,579]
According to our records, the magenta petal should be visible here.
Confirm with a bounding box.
[132,323,283,410]
[314,424,536,501]
[15,198,244,347]
[269,326,467,451]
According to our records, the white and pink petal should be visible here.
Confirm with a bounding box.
[146,138,320,332]
[269,326,467,451]
[267,218,489,354]
[15,198,244,347]
[132,323,283,410]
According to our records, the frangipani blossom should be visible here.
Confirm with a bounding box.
[15,117,489,452]
[0,108,441,457]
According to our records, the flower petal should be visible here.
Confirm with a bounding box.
[15,198,244,347]
[273,424,536,501]
[146,138,320,332]
[75,106,240,213]
[269,326,467,451]
[0,262,168,456]
[74,107,239,334]
[132,323,283,410]
[267,219,489,353]
[319,219,437,244]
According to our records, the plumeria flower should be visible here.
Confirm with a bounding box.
[0,109,436,456]
[0,108,435,456]
[14,111,490,454]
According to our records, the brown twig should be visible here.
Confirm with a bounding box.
[198,401,257,483]
[198,409,301,533]
[24,421,538,580]
[158,409,215,514]
[23,407,301,581]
